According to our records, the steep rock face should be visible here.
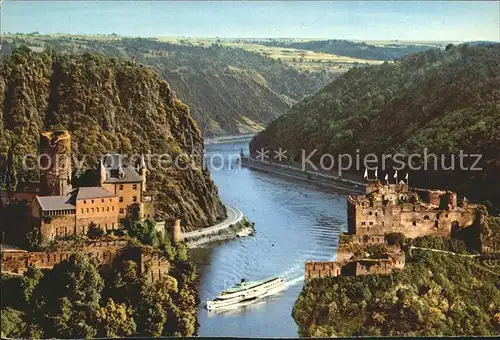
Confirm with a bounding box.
[1,37,336,136]
[0,48,225,231]
[161,66,295,135]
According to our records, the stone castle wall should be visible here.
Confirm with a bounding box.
[40,215,77,240]
[347,184,479,238]
[1,240,170,282]
[304,261,341,280]
[305,252,405,281]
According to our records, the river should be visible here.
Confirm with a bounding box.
[192,141,349,337]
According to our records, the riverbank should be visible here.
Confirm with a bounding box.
[181,205,255,248]
[185,219,256,248]
[204,133,256,145]
[240,156,366,195]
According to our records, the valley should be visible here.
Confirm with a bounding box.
[1,1,499,338]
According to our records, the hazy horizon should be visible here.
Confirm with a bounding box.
[2,1,499,42]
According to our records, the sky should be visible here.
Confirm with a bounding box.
[1,1,499,41]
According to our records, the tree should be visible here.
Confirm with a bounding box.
[33,253,104,338]
[5,147,18,194]
[21,267,44,305]
[87,222,104,238]
[0,308,26,338]
[135,278,167,336]
[95,298,136,337]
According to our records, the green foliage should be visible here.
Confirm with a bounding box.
[2,37,336,136]
[365,244,388,259]
[407,235,468,254]
[293,250,500,336]
[32,253,104,338]
[1,241,199,338]
[95,298,136,337]
[0,48,225,228]
[21,267,44,305]
[87,222,105,238]
[0,308,26,338]
[385,232,406,246]
[481,216,500,251]
[127,219,165,246]
[253,44,500,213]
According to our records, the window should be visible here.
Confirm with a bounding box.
[101,199,104,203]
[81,209,84,214]
[86,208,89,213]
[120,209,124,214]
[369,211,372,215]
[109,199,112,202]
[412,220,417,226]
[375,212,378,217]
[361,222,366,226]
[119,184,123,190]
[119,197,123,203]
[369,221,373,225]
[96,207,99,212]
[107,207,110,212]
[133,184,137,190]
[133,196,137,203]
[83,200,86,204]
[112,206,114,211]
[91,208,94,213]
[91,200,94,203]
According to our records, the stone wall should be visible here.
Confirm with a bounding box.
[138,250,171,281]
[304,261,341,280]
[1,240,171,282]
[305,252,405,280]
[347,186,480,238]
[1,240,129,274]
[40,214,77,240]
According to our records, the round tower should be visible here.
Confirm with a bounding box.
[39,130,72,196]
[171,219,181,243]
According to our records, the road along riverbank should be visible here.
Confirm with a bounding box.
[181,205,255,248]
[240,156,366,195]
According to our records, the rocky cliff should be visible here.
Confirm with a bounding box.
[0,47,225,231]
[1,36,336,136]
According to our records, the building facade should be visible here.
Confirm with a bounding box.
[29,130,155,242]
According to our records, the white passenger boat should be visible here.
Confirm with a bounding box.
[206,276,285,310]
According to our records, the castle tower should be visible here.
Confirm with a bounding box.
[99,160,107,186]
[39,130,72,196]
[171,219,181,243]
[139,155,147,192]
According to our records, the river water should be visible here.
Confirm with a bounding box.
[192,141,348,337]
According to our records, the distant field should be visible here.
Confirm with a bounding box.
[10,34,451,72]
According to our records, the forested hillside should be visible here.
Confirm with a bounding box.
[293,235,500,337]
[0,47,225,230]
[2,36,337,136]
[251,44,500,212]
[1,239,199,338]
[256,39,440,60]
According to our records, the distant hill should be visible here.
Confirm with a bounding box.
[256,39,442,60]
[251,44,500,212]
[1,36,338,136]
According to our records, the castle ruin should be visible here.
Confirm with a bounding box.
[304,179,483,281]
